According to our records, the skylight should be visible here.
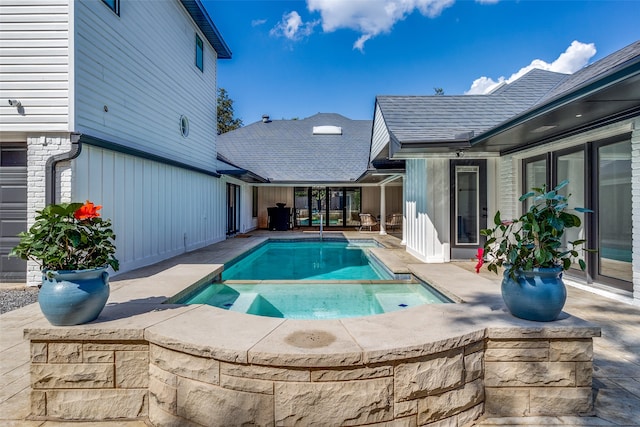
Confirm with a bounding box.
[313,126,342,135]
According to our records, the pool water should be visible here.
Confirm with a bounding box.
[179,282,450,319]
[169,239,451,319]
[222,240,392,281]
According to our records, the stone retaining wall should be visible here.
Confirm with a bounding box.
[484,338,594,417]
[29,340,149,421]
[27,334,595,426]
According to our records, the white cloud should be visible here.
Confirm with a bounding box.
[465,40,597,95]
[270,11,319,41]
[307,0,456,51]
[252,18,267,27]
[269,0,499,50]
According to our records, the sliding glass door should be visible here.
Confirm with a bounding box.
[521,134,633,291]
[294,187,361,227]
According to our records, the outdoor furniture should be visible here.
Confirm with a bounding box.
[385,213,403,231]
[358,213,378,232]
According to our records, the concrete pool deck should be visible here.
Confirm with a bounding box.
[1,231,639,426]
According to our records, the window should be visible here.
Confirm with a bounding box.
[179,115,189,137]
[252,187,258,218]
[0,146,27,167]
[101,0,119,15]
[195,34,203,71]
[522,154,549,212]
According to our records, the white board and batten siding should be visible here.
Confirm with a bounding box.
[0,0,70,133]
[69,1,227,274]
[73,145,227,273]
[404,158,450,263]
[370,103,390,162]
[73,0,218,171]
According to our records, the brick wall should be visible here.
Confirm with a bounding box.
[26,133,73,287]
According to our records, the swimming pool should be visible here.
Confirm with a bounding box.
[178,282,450,319]
[169,238,450,319]
[222,239,394,280]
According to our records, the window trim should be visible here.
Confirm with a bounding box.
[195,34,204,72]
[101,0,120,16]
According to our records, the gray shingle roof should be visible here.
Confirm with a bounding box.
[537,40,640,104]
[377,68,568,143]
[217,113,372,182]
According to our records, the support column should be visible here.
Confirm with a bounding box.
[401,175,406,245]
[379,184,387,235]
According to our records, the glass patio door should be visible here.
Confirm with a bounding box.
[596,139,632,286]
[554,148,586,274]
[311,187,326,226]
[450,160,487,259]
[226,183,240,235]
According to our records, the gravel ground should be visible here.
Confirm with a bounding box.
[0,288,39,314]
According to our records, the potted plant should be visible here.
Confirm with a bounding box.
[11,201,119,325]
[479,180,591,321]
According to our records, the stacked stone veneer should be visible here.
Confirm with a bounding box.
[29,340,149,421]
[485,338,593,417]
[27,333,595,426]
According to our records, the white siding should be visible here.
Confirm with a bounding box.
[631,118,640,303]
[73,0,218,172]
[0,0,70,132]
[72,145,226,274]
[370,103,390,162]
[404,159,449,262]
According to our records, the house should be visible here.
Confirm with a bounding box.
[0,0,232,286]
[220,41,640,302]
[217,112,404,233]
[371,40,640,300]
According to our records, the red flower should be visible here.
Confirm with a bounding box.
[475,247,484,273]
[74,200,102,220]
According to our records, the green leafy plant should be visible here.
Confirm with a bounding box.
[10,201,119,272]
[480,180,592,279]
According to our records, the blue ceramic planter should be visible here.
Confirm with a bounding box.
[501,267,566,322]
[39,267,110,326]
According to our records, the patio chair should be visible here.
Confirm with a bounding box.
[385,213,403,231]
[358,213,378,232]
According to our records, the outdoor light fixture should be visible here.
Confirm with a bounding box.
[8,99,22,108]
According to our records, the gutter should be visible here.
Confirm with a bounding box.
[45,133,82,205]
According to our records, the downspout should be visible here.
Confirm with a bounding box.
[45,133,82,205]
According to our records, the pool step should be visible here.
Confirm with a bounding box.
[227,292,259,313]
[375,293,419,313]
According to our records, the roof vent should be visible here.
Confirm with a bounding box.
[313,125,342,135]
[262,114,270,123]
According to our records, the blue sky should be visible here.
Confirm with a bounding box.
[204,0,640,124]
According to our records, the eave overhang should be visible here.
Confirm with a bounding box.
[469,57,640,155]
[216,156,268,183]
[180,0,232,59]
